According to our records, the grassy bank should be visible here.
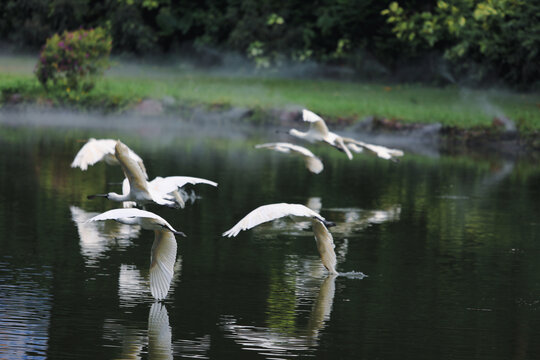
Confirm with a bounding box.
[1,55,539,131]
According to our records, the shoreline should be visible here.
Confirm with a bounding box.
[1,99,538,158]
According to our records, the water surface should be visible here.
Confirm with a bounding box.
[1,111,540,359]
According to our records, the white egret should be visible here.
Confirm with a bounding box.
[87,140,176,207]
[71,138,148,179]
[290,109,404,161]
[87,208,185,300]
[289,109,353,160]
[255,142,324,174]
[222,203,338,274]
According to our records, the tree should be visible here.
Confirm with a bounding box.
[382,0,540,86]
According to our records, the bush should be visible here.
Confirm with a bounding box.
[35,27,112,92]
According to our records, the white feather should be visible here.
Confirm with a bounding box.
[71,138,148,178]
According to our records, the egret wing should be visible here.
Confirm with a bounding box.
[312,220,338,274]
[255,143,292,153]
[223,203,322,237]
[305,156,324,174]
[279,143,316,157]
[86,208,178,233]
[303,109,329,137]
[150,231,177,301]
[115,141,152,198]
[342,138,404,160]
[150,176,218,195]
[71,138,116,170]
[256,142,323,174]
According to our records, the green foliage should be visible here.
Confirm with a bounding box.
[382,0,540,85]
[35,28,112,92]
[0,0,538,86]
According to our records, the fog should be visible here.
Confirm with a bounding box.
[0,52,530,158]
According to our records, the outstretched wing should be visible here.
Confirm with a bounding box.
[223,203,322,237]
[87,208,161,222]
[256,142,324,174]
[304,156,324,174]
[342,137,404,160]
[150,231,177,301]
[285,144,324,173]
[312,220,338,274]
[71,138,116,170]
[303,109,330,137]
[255,143,292,153]
[150,176,218,196]
[86,208,177,233]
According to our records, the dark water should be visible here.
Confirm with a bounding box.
[1,111,540,359]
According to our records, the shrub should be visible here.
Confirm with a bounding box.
[35,27,112,92]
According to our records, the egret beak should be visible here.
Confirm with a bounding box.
[87,194,108,199]
[173,230,186,237]
[323,220,336,228]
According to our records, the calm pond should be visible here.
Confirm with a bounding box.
[1,110,540,359]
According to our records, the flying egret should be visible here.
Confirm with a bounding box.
[71,138,148,179]
[289,109,353,160]
[87,140,176,207]
[289,109,404,161]
[255,142,324,174]
[87,208,185,300]
[222,203,338,274]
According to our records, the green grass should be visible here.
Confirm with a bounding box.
[1,55,539,131]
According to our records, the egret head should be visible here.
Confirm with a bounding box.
[288,128,305,139]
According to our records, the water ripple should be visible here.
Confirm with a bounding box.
[0,262,52,360]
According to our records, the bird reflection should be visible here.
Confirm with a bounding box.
[327,205,402,235]
[221,274,337,357]
[118,259,182,307]
[118,264,147,308]
[148,302,173,360]
[304,197,401,236]
[70,206,140,266]
[103,302,210,360]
